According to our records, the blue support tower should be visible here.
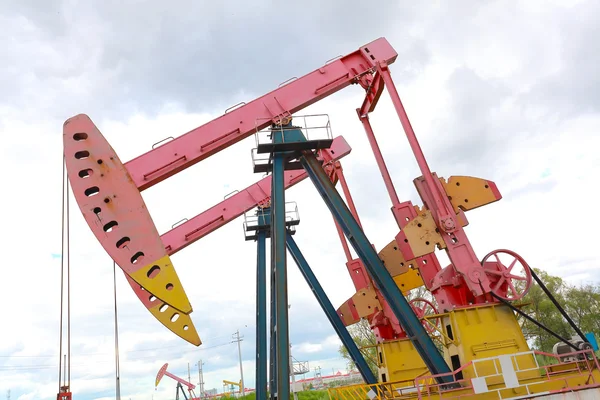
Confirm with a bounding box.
[271,151,290,400]
[298,151,455,384]
[256,228,268,400]
[285,234,377,385]
[244,207,271,400]
[249,118,453,393]
[269,263,277,400]
[251,120,334,399]
[269,264,277,400]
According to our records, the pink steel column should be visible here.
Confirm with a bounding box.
[356,111,401,207]
[334,163,363,229]
[377,65,456,231]
[334,218,353,262]
[377,63,491,296]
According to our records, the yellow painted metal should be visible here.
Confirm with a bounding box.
[129,254,193,314]
[400,209,446,257]
[441,303,537,382]
[378,239,412,277]
[357,304,551,396]
[440,175,501,213]
[376,338,429,386]
[377,239,424,292]
[351,287,381,318]
[337,298,361,326]
[392,268,424,294]
[148,300,201,346]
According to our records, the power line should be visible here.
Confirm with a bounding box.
[0,332,236,359]
[0,341,235,371]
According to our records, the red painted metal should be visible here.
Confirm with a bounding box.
[409,297,441,335]
[357,112,401,206]
[56,388,72,400]
[332,162,363,229]
[331,161,408,340]
[123,38,398,191]
[481,249,533,301]
[353,61,515,317]
[378,65,491,298]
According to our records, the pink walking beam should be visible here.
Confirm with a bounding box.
[164,370,196,391]
[123,38,398,191]
[156,363,196,391]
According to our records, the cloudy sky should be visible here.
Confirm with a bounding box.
[2,0,600,399]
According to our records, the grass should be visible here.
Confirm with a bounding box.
[221,390,330,400]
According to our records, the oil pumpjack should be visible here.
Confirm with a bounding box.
[62,37,599,399]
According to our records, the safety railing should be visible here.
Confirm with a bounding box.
[242,201,300,240]
[328,377,427,400]
[414,348,600,399]
[253,114,333,149]
[328,348,600,400]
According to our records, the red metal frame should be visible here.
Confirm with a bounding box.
[355,63,515,312]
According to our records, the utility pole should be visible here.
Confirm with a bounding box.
[198,360,205,398]
[289,343,298,400]
[232,330,245,397]
[313,366,322,388]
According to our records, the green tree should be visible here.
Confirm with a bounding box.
[338,318,378,377]
[517,268,600,354]
[564,283,600,334]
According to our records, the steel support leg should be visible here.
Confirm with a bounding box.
[269,245,277,399]
[285,234,377,385]
[299,151,454,384]
[256,230,268,400]
[271,152,290,399]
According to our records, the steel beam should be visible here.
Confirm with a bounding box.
[269,257,277,400]
[271,152,290,399]
[299,151,454,384]
[256,230,268,400]
[285,234,377,385]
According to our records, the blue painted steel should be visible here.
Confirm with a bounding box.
[269,259,277,399]
[175,383,189,400]
[285,234,377,384]
[586,332,599,351]
[272,126,306,144]
[256,230,268,400]
[271,151,291,399]
[299,152,454,384]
